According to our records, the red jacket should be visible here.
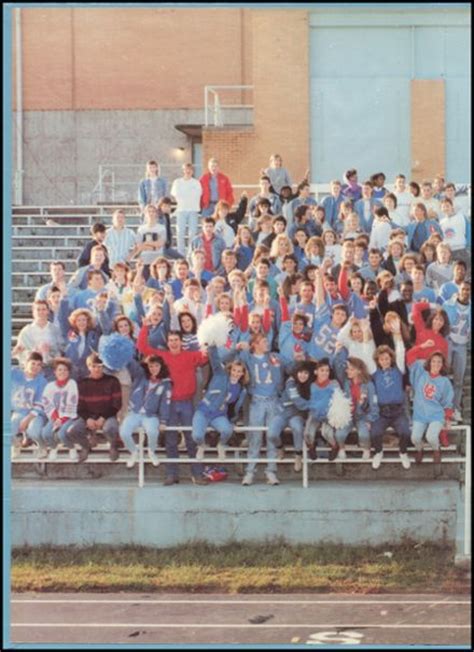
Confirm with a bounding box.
[200,172,234,209]
[406,300,449,366]
[137,326,208,401]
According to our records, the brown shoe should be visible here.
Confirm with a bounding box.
[328,445,339,462]
[163,476,179,486]
[109,445,119,462]
[192,475,209,486]
[432,450,441,464]
[78,446,91,463]
[415,449,424,465]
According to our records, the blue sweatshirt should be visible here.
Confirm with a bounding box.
[198,346,247,420]
[239,350,283,399]
[11,369,48,415]
[128,367,172,420]
[372,367,405,405]
[409,361,454,423]
[278,322,310,371]
[308,380,339,420]
[443,298,471,346]
[308,304,340,362]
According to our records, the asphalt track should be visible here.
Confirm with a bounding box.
[10,593,471,646]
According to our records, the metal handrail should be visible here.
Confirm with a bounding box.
[204,85,254,127]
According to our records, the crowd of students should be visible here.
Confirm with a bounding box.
[11,156,471,485]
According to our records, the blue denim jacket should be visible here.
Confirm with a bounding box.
[129,364,172,420]
[190,234,227,270]
[138,177,167,207]
[198,346,247,421]
[342,379,379,422]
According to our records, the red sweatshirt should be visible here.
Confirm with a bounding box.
[137,326,208,401]
[406,301,449,366]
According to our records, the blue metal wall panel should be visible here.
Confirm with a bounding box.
[310,13,470,182]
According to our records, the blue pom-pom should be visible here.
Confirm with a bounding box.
[98,333,135,371]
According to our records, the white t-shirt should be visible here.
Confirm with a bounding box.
[136,223,166,264]
[394,191,413,223]
[439,212,468,251]
[171,177,203,212]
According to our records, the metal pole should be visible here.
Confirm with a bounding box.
[302,440,308,489]
[138,429,144,488]
[15,8,23,205]
[464,426,471,557]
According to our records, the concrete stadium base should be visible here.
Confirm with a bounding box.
[11,479,466,555]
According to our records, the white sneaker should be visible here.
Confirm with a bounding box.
[36,446,48,459]
[241,472,254,486]
[362,449,371,460]
[453,409,462,423]
[265,471,280,485]
[47,448,58,461]
[294,454,303,473]
[69,448,79,462]
[196,444,206,461]
[147,449,160,467]
[372,451,383,470]
[399,452,411,470]
[217,442,227,460]
[336,449,347,460]
[126,450,138,469]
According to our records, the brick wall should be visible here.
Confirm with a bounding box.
[14,7,251,110]
[203,9,310,188]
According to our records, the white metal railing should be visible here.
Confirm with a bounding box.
[92,164,185,204]
[204,85,254,127]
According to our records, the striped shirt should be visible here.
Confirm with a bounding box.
[104,227,137,267]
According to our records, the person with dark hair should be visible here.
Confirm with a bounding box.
[287,181,317,226]
[40,357,80,462]
[119,354,172,468]
[155,196,183,259]
[370,343,411,470]
[67,353,123,462]
[408,352,454,464]
[341,169,362,202]
[267,360,315,473]
[406,300,449,366]
[248,176,282,219]
[136,328,209,485]
[189,217,226,272]
[77,223,111,274]
[69,245,111,292]
[11,352,48,459]
[370,172,387,199]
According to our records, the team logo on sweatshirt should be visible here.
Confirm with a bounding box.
[423,383,437,400]
[444,228,455,239]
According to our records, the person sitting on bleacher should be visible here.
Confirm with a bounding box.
[103,209,138,268]
[40,357,80,462]
[11,352,48,459]
[35,261,67,301]
[13,300,63,377]
[69,244,111,292]
[77,223,111,275]
[68,353,122,463]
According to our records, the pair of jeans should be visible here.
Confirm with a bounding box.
[11,411,46,446]
[304,414,336,447]
[69,416,120,450]
[448,341,467,412]
[267,410,304,452]
[41,418,80,449]
[370,406,411,453]
[411,421,443,451]
[176,211,200,255]
[201,203,217,218]
[191,410,234,445]
[119,413,159,453]
[335,418,371,449]
[166,399,203,479]
[247,396,279,474]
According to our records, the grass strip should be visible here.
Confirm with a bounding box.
[11,540,469,594]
